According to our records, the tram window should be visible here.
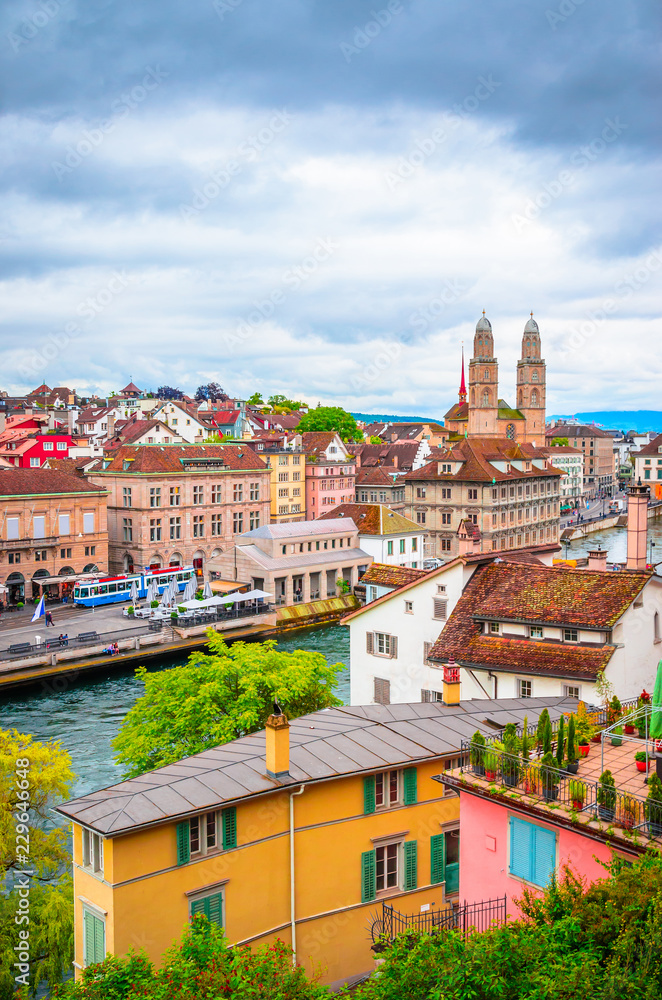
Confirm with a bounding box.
[108,583,117,593]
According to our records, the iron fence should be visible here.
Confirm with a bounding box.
[379,895,507,943]
[459,740,662,840]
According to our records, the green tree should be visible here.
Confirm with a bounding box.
[266,394,305,413]
[113,635,343,777]
[355,853,662,1000]
[297,406,363,442]
[52,915,327,999]
[246,392,265,406]
[0,729,76,999]
[551,436,569,446]
[369,435,383,445]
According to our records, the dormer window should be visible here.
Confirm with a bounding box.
[488,622,500,634]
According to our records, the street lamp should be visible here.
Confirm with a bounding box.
[649,540,656,567]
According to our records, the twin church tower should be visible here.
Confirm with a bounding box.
[444,313,547,448]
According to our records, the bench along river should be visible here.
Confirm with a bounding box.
[0,623,350,798]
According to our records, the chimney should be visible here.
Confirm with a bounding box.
[443,658,461,705]
[107,412,115,439]
[266,707,290,778]
[390,431,397,443]
[587,547,607,572]
[626,480,650,570]
[392,454,398,469]
[0,414,5,432]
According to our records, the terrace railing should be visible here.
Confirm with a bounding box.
[458,741,662,841]
[378,895,507,944]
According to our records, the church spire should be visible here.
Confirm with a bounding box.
[458,342,467,404]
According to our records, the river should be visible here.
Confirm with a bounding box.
[0,624,350,798]
[563,516,662,563]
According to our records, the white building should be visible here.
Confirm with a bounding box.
[631,433,662,490]
[547,445,583,504]
[318,503,425,568]
[149,400,212,443]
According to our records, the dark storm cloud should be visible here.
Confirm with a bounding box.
[2,0,659,150]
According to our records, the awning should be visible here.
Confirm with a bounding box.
[236,589,272,601]
[37,573,105,585]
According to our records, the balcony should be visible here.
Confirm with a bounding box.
[0,537,58,550]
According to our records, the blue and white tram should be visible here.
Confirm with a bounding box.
[72,566,196,607]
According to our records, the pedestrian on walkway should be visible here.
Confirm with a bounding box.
[45,610,54,627]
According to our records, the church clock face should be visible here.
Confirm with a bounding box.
[506,423,515,440]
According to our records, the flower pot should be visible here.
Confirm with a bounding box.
[636,760,650,773]
[591,733,602,744]
[579,744,590,758]
[624,725,636,735]
[473,764,485,777]
[503,772,518,788]
[622,813,635,830]
[542,785,558,802]
[566,760,579,775]
[610,736,623,746]
[571,798,584,810]
[598,806,615,822]
[485,769,497,780]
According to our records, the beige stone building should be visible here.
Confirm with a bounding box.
[545,424,617,496]
[401,438,561,561]
[0,470,108,603]
[89,445,271,578]
[207,518,372,605]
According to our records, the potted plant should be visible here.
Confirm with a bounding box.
[470,731,486,776]
[151,599,160,609]
[484,749,500,781]
[524,761,541,796]
[536,709,551,752]
[127,605,134,616]
[645,773,662,837]
[566,715,579,774]
[170,611,178,622]
[622,794,637,830]
[540,752,559,802]
[624,719,636,736]
[590,726,602,744]
[635,750,650,773]
[597,770,616,821]
[569,780,585,811]
[610,724,623,747]
[502,731,521,788]
[607,695,622,724]
[555,716,566,771]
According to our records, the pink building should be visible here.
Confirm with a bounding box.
[436,711,656,916]
[297,432,356,520]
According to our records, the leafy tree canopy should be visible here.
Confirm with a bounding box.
[0,729,75,998]
[155,386,184,400]
[297,406,363,442]
[113,635,343,777]
[195,382,226,402]
[356,852,662,1000]
[551,436,569,446]
[246,392,265,406]
[53,916,327,999]
[369,435,383,445]
[267,394,305,413]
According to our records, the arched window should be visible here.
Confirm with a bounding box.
[518,389,524,407]
[482,389,490,407]
[506,423,515,440]
[531,388,538,406]
[483,368,489,380]
[471,389,476,405]
[532,371,539,381]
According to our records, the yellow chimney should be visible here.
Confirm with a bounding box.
[266,712,290,778]
[443,659,461,705]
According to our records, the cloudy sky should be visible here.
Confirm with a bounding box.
[1,0,660,417]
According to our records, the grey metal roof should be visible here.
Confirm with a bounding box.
[56,698,577,837]
[242,518,356,540]
[234,543,371,571]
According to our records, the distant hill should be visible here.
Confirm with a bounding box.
[351,412,444,425]
[550,411,662,434]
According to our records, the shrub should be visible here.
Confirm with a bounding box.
[645,773,662,828]
[635,751,648,763]
[150,600,159,608]
[566,713,577,762]
[555,715,565,769]
[536,708,550,749]
[127,606,134,616]
[568,779,585,804]
[597,770,616,812]
[470,731,485,769]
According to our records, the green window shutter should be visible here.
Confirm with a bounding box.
[363,775,376,815]
[176,820,190,866]
[83,911,95,967]
[222,807,237,850]
[207,892,223,927]
[430,833,445,885]
[190,897,206,919]
[93,915,105,964]
[403,767,417,805]
[403,840,418,891]
[361,849,376,902]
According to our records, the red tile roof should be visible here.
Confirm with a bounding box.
[428,562,651,680]
[360,563,428,588]
[0,469,107,496]
[403,437,561,483]
[300,431,339,458]
[97,444,267,474]
[355,466,402,487]
[632,433,662,457]
[354,441,420,471]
